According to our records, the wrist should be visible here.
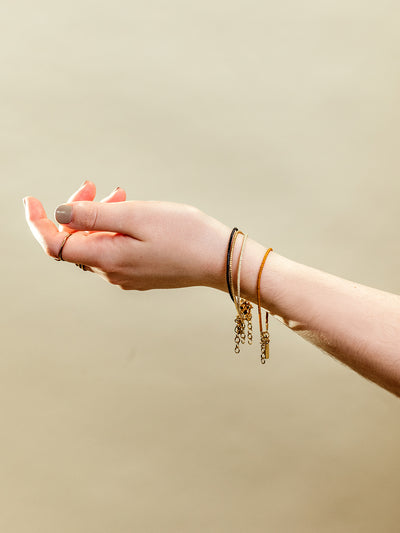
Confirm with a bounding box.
[197,213,281,315]
[234,236,280,314]
[195,211,233,291]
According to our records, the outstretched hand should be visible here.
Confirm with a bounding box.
[23,181,230,291]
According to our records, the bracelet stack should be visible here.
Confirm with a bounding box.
[226,227,273,364]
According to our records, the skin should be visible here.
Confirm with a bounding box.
[23,181,400,398]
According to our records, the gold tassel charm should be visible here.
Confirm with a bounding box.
[234,314,246,354]
[240,298,253,345]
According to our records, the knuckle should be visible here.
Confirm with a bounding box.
[78,203,99,230]
[90,206,99,230]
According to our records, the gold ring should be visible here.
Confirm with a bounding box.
[75,263,88,271]
[55,232,73,261]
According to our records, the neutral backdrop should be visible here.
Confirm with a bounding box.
[1,1,400,532]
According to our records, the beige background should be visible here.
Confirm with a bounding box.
[1,1,400,531]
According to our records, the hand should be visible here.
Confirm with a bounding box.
[23,180,128,274]
[23,182,231,291]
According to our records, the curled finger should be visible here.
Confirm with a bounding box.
[100,186,127,203]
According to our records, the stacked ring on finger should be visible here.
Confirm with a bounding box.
[55,232,73,261]
[55,233,88,271]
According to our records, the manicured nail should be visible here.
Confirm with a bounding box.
[55,204,72,224]
[22,197,27,207]
[80,179,89,188]
[112,187,120,193]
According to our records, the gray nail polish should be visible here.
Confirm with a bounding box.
[55,204,72,224]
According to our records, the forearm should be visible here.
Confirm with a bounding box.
[208,227,400,397]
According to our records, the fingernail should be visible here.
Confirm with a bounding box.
[80,179,89,188]
[112,187,120,193]
[55,204,72,224]
[22,197,27,207]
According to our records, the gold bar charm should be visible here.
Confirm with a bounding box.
[260,331,270,363]
[265,338,270,360]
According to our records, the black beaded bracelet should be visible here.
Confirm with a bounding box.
[226,227,238,303]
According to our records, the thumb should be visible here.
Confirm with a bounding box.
[54,201,136,235]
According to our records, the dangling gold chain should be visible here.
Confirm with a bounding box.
[227,228,272,363]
